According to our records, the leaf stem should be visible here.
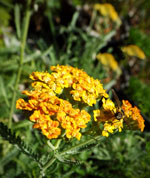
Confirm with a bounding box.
[40,138,62,177]
[8,0,31,128]
[40,135,104,176]
[60,135,104,156]
[89,9,97,31]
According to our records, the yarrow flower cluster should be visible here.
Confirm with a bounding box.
[16,91,90,140]
[94,98,145,137]
[16,65,145,140]
[16,65,108,140]
[94,98,123,137]
[30,65,108,106]
[121,100,145,132]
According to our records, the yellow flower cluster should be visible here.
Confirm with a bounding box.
[16,65,145,140]
[30,65,108,106]
[121,100,145,132]
[16,65,108,140]
[94,98,123,137]
[94,98,145,137]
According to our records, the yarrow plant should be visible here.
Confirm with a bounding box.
[16,65,145,175]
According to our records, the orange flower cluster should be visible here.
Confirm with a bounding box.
[121,100,145,132]
[30,65,108,106]
[16,90,91,140]
[17,65,108,140]
[16,65,145,140]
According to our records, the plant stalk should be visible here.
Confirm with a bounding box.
[60,135,104,156]
[40,138,62,177]
[40,135,104,176]
[8,0,31,128]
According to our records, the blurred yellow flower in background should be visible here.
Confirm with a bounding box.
[121,45,146,59]
[94,3,121,24]
[96,53,121,74]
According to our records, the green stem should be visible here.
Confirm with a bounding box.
[40,157,56,178]
[47,140,56,150]
[47,138,62,151]
[40,135,104,176]
[40,139,62,177]
[55,139,62,149]
[60,135,104,155]
[47,10,58,56]
[8,0,31,128]
[89,9,97,31]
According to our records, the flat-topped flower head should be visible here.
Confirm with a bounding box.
[94,98,123,137]
[121,100,145,132]
[16,90,91,140]
[93,98,145,137]
[17,65,110,140]
[16,65,145,141]
[29,65,108,106]
[50,65,108,106]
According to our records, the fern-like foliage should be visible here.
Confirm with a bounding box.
[61,135,104,156]
[0,122,43,168]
